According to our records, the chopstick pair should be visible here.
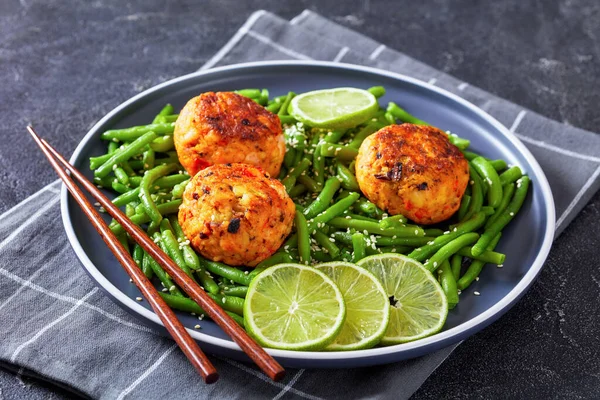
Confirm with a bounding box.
[26,125,285,384]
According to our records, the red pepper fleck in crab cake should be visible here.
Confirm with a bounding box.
[355,124,469,225]
[173,91,285,177]
[178,163,295,267]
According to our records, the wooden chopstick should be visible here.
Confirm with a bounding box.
[27,126,219,384]
[28,126,286,382]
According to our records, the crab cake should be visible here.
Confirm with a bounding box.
[174,91,285,177]
[178,163,295,267]
[355,124,469,225]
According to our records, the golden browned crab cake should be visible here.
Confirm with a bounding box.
[178,163,295,267]
[174,91,285,177]
[355,124,469,225]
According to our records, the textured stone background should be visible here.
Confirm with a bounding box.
[1,0,599,398]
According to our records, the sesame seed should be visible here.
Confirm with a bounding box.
[474,291,481,296]
[162,288,168,292]
[169,286,176,292]
[457,290,462,295]
[191,312,196,316]
[135,297,143,301]
[194,324,201,329]
[475,277,480,281]
[509,212,515,216]
[244,271,249,275]
[129,279,133,283]
[94,202,100,207]
[222,297,227,304]
[497,264,504,268]
[414,229,418,235]
[329,237,335,242]
[437,269,442,274]
[433,262,438,268]
[444,231,450,235]
[470,180,475,185]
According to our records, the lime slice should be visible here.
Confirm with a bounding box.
[243,263,346,351]
[356,254,448,344]
[288,87,379,129]
[315,262,390,351]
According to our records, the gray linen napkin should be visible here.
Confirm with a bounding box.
[1,9,600,400]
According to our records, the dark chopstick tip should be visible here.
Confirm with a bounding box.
[272,369,286,382]
[205,372,219,384]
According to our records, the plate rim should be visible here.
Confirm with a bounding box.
[61,60,556,361]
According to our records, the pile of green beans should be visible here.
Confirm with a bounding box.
[92,85,530,325]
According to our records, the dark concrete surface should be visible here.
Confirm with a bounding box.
[1,0,598,398]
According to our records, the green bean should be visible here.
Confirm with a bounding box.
[348,121,383,148]
[297,175,322,193]
[303,177,341,219]
[336,161,359,191]
[374,236,434,247]
[383,112,395,125]
[155,115,179,123]
[171,179,190,199]
[254,252,294,271]
[160,219,196,280]
[108,141,119,154]
[499,166,523,185]
[132,243,144,267]
[456,247,505,264]
[140,250,155,279]
[421,228,442,237]
[489,159,508,172]
[266,102,282,113]
[258,88,269,106]
[367,86,386,98]
[111,181,129,194]
[354,198,383,218]
[323,129,348,144]
[312,251,333,262]
[295,210,311,265]
[320,144,358,161]
[407,211,486,262]
[291,130,307,166]
[200,259,252,286]
[283,233,298,249]
[153,104,174,123]
[140,163,179,224]
[379,214,408,229]
[111,200,182,235]
[289,184,307,198]
[153,174,189,189]
[485,183,516,229]
[351,232,367,262]
[168,216,201,271]
[378,246,412,254]
[307,192,361,232]
[458,233,502,290]
[424,232,480,272]
[457,194,471,221]
[223,286,248,298]
[461,150,479,161]
[149,135,175,152]
[149,233,182,296]
[207,293,245,316]
[235,88,261,98]
[313,230,341,258]
[100,123,174,141]
[158,293,244,326]
[125,203,136,217]
[472,176,530,256]
[95,131,158,178]
[114,166,130,186]
[282,158,311,192]
[111,187,140,206]
[312,144,326,186]
[278,92,295,116]
[386,102,428,125]
[450,254,462,281]
[438,260,459,309]
[471,157,502,208]
[461,165,484,221]
[481,206,495,216]
[447,134,470,150]
[343,212,379,223]
[327,217,425,237]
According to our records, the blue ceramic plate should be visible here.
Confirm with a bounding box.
[61,61,555,368]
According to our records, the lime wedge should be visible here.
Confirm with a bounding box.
[288,87,379,129]
[315,262,390,351]
[243,263,346,351]
[356,254,448,344]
